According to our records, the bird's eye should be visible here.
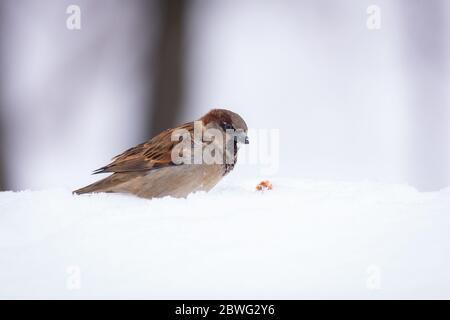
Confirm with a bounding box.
[222,122,234,130]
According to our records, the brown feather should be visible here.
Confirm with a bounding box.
[93,122,194,174]
[201,109,232,126]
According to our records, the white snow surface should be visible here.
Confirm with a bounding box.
[1,178,450,299]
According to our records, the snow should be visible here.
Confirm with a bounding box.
[1,178,450,299]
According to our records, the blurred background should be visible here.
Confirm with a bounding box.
[0,0,448,192]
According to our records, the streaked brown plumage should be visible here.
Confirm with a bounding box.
[73,109,249,199]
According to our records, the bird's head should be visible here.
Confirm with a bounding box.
[201,109,249,145]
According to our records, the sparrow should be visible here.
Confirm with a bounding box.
[73,109,249,199]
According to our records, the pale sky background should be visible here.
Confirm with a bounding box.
[0,0,448,191]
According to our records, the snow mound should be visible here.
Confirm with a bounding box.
[1,179,450,299]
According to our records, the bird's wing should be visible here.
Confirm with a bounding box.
[93,122,194,174]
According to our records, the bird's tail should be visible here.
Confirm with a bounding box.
[73,174,117,195]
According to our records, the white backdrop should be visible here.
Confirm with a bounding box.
[0,0,449,191]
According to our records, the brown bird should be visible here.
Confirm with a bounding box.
[74,109,249,199]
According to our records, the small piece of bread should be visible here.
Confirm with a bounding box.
[256,180,273,191]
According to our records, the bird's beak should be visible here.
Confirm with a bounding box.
[244,136,250,144]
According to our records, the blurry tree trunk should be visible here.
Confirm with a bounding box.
[402,1,449,191]
[148,0,187,137]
